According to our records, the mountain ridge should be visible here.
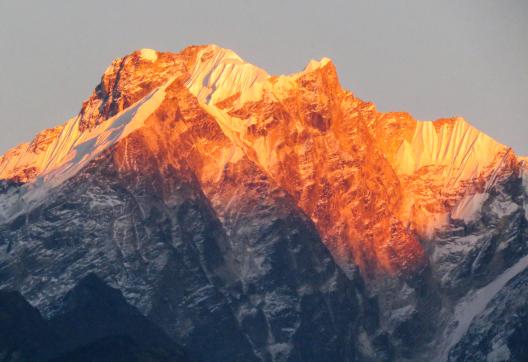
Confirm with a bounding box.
[0,44,526,361]
[0,45,520,185]
[0,44,523,277]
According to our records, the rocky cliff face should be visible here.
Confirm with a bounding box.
[446,258,528,362]
[0,44,526,361]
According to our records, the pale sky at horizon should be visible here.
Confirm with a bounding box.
[0,0,527,154]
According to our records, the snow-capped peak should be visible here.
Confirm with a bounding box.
[304,57,332,73]
[185,44,269,105]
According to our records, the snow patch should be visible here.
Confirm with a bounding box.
[139,48,158,62]
[451,192,489,223]
[388,305,416,329]
[268,343,293,361]
[486,341,511,362]
[490,199,519,218]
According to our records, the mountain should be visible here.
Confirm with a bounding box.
[0,44,526,361]
[0,274,188,361]
[0,289,57,361]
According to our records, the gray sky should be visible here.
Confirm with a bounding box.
[1,0,526,155]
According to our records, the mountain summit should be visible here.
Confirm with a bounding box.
[0,45,526,361]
